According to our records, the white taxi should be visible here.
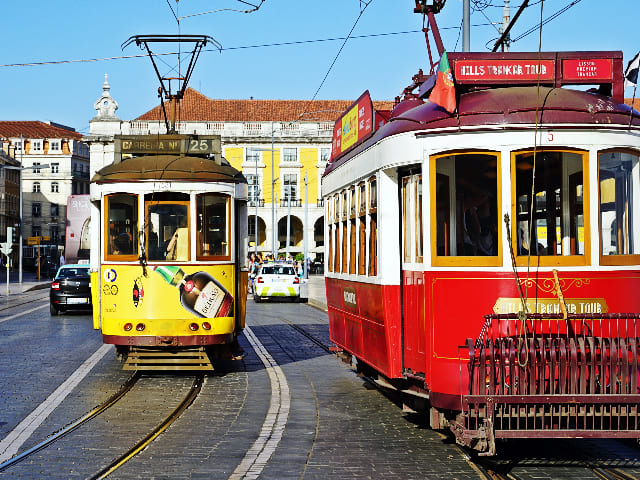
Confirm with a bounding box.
[253,262,300,302]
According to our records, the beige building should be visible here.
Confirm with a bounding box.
[0,121,90,266]
[87,78,393,264]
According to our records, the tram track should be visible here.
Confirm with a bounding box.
[89,374,204,479]
[0,371,140,474]
[0,372,204,479]
[0,290,49,318]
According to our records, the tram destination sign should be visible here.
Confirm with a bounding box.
[117,135,221,155]
[449,52,619,86]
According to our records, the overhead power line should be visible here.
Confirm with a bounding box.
[0,26,481,69]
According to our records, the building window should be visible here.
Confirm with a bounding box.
[51,203,59,217]
[50,225,59,243]
[32,226,41,237]
[246,147,260,163]
[33,182,40,193]
[32,140,42,152]
[51,163,59,174]
[49,140,60,151]
[283,148,297,163]
[32,202,41,217]
[51,182,59,193]
[246,174,260,202]
[320,148,330,163]
[283,174,297,201]
[33,162,41,174]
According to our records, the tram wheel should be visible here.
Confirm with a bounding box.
[254,295,261,303]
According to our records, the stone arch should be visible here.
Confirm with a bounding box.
[277,215,303,249]
[248,215,267,249]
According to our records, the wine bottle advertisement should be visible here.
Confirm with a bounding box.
[99,264,235,335]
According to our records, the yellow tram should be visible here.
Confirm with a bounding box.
[90,134,248,370]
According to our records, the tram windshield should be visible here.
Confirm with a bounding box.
[196,193,230,260]
[146,197,190,261]
[106,194,138,259]
[434,153,499,261]
[515,151,584,259]
[599,150,640,261]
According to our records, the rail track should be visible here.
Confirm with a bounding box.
[0,372,204,479]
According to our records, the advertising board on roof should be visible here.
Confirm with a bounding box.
[330,91,375,162]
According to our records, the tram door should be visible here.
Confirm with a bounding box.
[400,171,427,375]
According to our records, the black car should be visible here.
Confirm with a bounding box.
[50,264,92,315]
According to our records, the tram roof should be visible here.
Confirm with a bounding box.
[324,85,640,176]
[92,154,245,184]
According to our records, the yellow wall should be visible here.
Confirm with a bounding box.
[225,146,324,204]
[262,149,281,203]
[225,147,243,171]
[300,148,318,203]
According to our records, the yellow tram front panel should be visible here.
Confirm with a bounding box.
[98,263,237,341]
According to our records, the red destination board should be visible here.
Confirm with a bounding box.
[562,58,613,81]
[454,59,556,82]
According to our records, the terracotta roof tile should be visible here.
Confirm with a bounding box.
[137,88,394,122]
[0,121,82,140]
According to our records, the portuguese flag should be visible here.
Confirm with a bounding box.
[429,50,456,113]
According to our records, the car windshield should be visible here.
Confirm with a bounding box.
[261,265,295,276]
[57,268,90,279]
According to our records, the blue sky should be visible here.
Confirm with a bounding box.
[1,0,637,134]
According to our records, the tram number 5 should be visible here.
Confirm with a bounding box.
[546,131,554,142]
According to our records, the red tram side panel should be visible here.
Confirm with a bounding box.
[328,271,640,407]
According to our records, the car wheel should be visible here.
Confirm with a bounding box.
[50,304,58,316]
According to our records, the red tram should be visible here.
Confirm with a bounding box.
[323,1,640,454]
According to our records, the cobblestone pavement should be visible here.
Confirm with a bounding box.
[2,287,640,479]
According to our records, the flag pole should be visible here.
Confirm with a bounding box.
[629,84,637,129]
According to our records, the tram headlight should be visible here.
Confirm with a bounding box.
[202,322,211,330]
[124,323,133,331]
[136,323,146,332]
[189,323,199,331]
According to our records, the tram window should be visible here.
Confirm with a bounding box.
[402,173,424,263]
[196,193,230,260]
[358,182,366,215]
[433,153,499,264]
[599,150,640,264]
[368,177,378,276]
[369,213,377,276]
[106,194,138,259]
[349,218,356,274]
[146,200,189,261]
[358,218,366,275]
[328,224,333,272]
[515,151,585,262]
[341,221,348,272]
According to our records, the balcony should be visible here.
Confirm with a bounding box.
[280,198,302,207]
[248,198,265,207]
